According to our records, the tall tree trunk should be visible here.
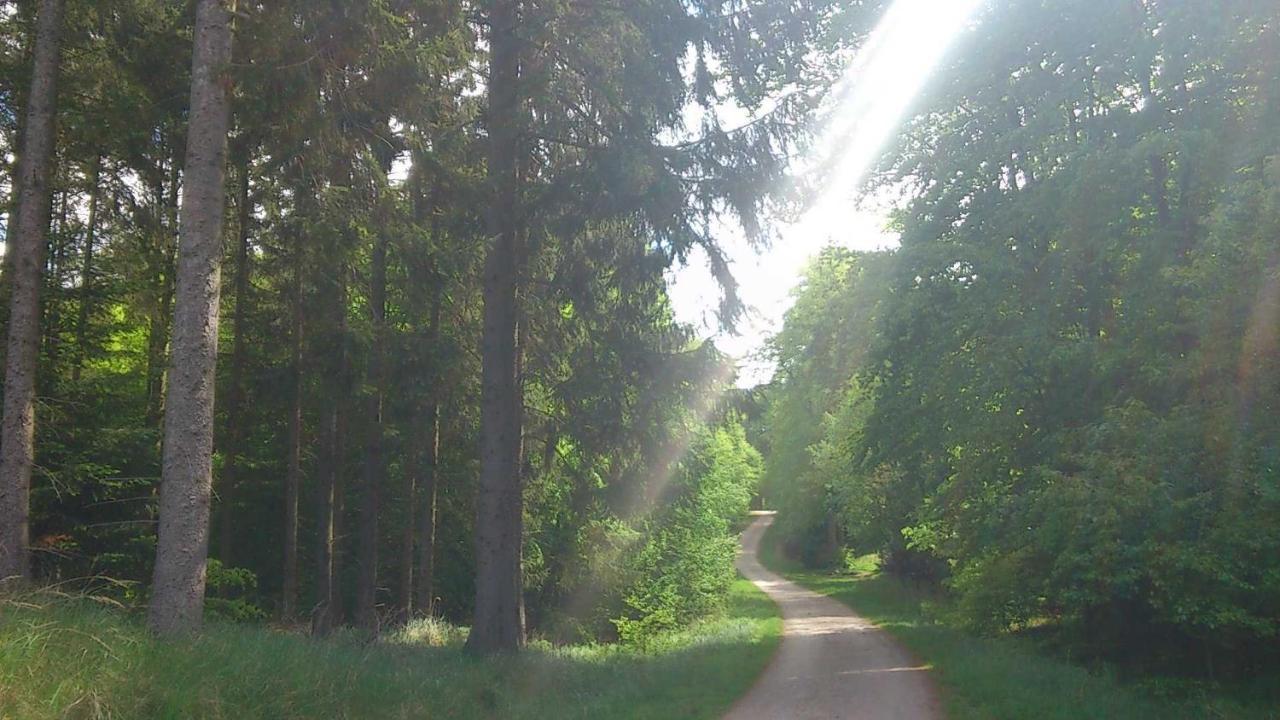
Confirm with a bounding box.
[414,279,442,615]
[0,0,62,583]
[217,160,251,565]
[467,0,525,653]
[71,155,101,383]
[396,426,416,622]
[148,0,235,636]
[406,185,443,619]
[356,230,387,632]
[512,308,527,632]
[42,187,67,365]
[0,63,29,308]
[315,269,350,632]
[282,229,303,619]
[331,380,348,624]
[314,396,340,632]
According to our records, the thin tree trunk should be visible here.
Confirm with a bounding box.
[356,230,387,632]
[331,380,348,624]
[282,228,303,619]
[145,155,182,426]
[45,185,71,362]
[145,289,171,425]
[314,397,339,633]
[397,425,416,622]
[0,0,63,583]
[71,155,101,382]
[513,309,527,633]
[1151,154,1172,229]
[467,0,525,653]
[414,279,442,615]
[315,266,349,631]
[148,0,235,636]
[1177,153,1196,255]
[0,57,30,309]
[144,166,176,427]
[218,160,251,565]
[407,185,442,619]
[41,187,67,365]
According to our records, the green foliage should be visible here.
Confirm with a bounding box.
[202,559,267,624]
[615,423,763,646]
[760,0,1280,675]
[11,0,797,646]
[761,249,894,566]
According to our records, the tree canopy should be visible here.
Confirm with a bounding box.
[762,0,1280,672]
[0,0,850,650]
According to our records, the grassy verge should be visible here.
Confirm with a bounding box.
[0,578,781,720]
[758,524,1278,720]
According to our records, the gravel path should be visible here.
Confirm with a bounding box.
[724,513,944,720]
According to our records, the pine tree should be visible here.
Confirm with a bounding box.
[148,0,235,635]
[0,0,63,583]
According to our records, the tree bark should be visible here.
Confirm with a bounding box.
[217,160,251,565]
[282,227,303,619]
[0,0,63,583]
[467,0,525,653]
[148,0,235,636]
[356,229,388,632]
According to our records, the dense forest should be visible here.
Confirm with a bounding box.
[0,0,1276,708]
[763,0,1279,678]
[0,0,846,651]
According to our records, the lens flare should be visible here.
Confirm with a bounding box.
[799,0,985,238]
[670,0,987,386]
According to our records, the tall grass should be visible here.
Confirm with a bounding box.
[0,579,780,720]
[759,524,1279,720]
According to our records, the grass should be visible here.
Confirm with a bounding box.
[0,578,781,720]
[758,524,1279,720]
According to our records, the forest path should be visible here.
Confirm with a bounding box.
[724,513,943,720]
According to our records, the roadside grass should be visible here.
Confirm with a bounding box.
[758,524,1279,720]
[0,578,781,720]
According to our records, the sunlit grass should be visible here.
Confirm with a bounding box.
[0,579,781,720]
[758,523,1279,720]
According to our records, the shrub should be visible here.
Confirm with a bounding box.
[613,423,762,646]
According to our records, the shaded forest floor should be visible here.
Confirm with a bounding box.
[0,579,780,720]
[758,524,1279,720]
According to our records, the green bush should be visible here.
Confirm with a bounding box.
[614,423,762,646]
[204,559,267,623]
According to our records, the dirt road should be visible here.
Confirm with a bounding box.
[724,513,943,720]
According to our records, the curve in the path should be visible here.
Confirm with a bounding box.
[725,513,943,720]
